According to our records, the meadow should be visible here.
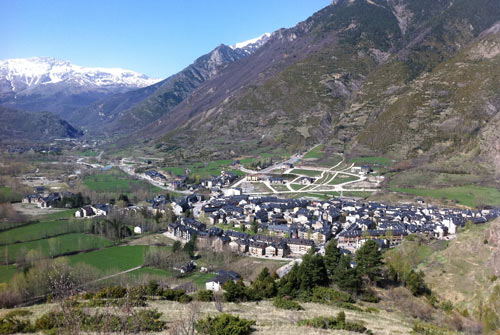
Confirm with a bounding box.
[391,185,500,207]
[1,233,113,263]
[290,169,322,177]
[0,217,90,245]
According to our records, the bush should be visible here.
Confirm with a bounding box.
[0,310,35,335]
[309,287,353,304]
[273,298,304,310]
[412,321,451,335]
[197,289,214,302]
[297,312,372,334]
[361,290,380,303]
[161,288,191,303]
[196,313,255,335]
[35,308,166,333]
[95,286,127,299]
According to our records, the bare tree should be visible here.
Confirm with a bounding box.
[214,292,224,313]
[170,302,200,335]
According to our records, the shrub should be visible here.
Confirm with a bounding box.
[196,313,255,335]
[361,290,380,303]
[161,288,191,303]
[441,300,453,313]
[0,310,35,335]
[297,312,372,334]
[197,289,214,302]
[364,307,380,313]
[273,298,304,310]
[309,287,353,304]
[95,286,127,299]
[412,321,452,335]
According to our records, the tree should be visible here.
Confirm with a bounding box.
[297,248,328,292]
[223,279,247,302]
[355,240,383,282]
[250,267,276,299]
[324,239,341,276]
[406,270,430,296]
[118,194,130,204]
[183,235,197,258]
[250,220,258,234]
[332,254,361,293]
[173,241,182,252]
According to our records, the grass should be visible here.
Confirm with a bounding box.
[83,169,163,196]
[0,186,22,203]
[303,145,325,159]
[342,191,373,198]
[350,156,393,166]
[290,184,305,191]
[329,174,359,185]
[0,265,18,283]
[0,218,91,245]
[0,233,113,263]
[290,169,322,177]
[68,245,150,272]
[391,185,500,208]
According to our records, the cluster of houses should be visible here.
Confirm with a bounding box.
[74,204,112,218]
[22,191,73,208]
[165,193,500,255]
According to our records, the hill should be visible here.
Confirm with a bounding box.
[125,0,500,188]
[385,219,500,331]
[0,107,83,141]
[68,35,271,134]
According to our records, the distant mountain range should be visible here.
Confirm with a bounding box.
[0,57,160,118]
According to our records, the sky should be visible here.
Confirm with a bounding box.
[1,0,330,79]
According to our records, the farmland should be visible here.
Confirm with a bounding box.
[1,233,113,263]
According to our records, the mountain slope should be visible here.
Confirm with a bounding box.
[0,57,160,119]
[134,0,500,180]
[0,106,83,141]
[70,34,272,134]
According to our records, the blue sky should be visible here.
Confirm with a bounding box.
[1,0,330,79]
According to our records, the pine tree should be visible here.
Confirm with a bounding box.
[355,240,383,282]
[332,254,361,293]
[298,248,328,291]
[324,239,341,276]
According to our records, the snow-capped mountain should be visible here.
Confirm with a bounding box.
[230,33,271,55]
[0,57,161,118]
[0,57,160,94]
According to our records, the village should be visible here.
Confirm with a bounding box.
[22,166,500,261]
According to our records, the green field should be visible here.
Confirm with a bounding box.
[164,159,246,179]
[350,156,393,166]
[0,186,22,203]
[0,265,18,283]
[0,218,90,244]
[1,233,113,263]
[68,245,151,272]
[290,184,305,191]
[290,169,322,177]
[391,185,500,207]
[83,169,162,194]
[329,174,359,185]
[303,144,325,159]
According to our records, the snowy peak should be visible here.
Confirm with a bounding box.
[0,57,161,94]
[230,33,271,55]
